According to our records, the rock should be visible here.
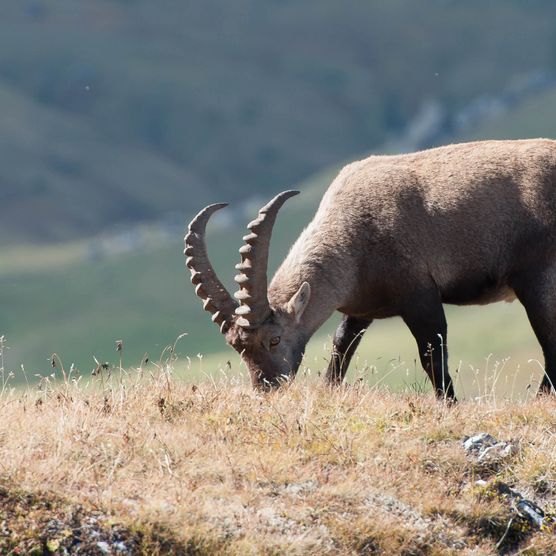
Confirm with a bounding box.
[463,433,498,453]
[462,433,516,464]
[463,434,551,529]
[97,541,111,553]
[493,482,547,529]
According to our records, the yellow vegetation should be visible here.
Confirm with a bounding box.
[0,369,555,554]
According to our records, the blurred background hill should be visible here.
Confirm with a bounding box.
[3,0,556,393]
[3,0,556,242]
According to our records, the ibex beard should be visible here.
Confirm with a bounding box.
[185,139,556,400]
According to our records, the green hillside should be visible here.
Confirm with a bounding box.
[0,175,321,375]
[464,86,556,141]
[3,0,556,243]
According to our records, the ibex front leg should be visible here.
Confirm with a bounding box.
[325,315,372,385]
[402,291,455,401]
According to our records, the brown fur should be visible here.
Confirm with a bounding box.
[272,139,556,316]
[199,139,556,398]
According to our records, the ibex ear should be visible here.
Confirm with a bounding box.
[287,282,311,322]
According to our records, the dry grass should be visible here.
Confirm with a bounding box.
[0,365,555,555]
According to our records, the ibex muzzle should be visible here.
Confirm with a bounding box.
[185,139,556,399]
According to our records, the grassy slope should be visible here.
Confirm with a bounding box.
[2,1,556,243]
[1,378,555,554]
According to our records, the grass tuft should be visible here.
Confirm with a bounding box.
[0,362,554,554]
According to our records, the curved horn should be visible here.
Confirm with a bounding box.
[234,190,300,328]
[185,203,238,333]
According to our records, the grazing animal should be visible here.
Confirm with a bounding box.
[185,139,556,400]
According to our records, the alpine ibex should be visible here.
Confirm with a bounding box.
[185,139,556,400]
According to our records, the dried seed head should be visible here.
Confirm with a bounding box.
[116,340,123,352]
[92,362,110,376]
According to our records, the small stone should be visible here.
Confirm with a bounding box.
[463,433,498,452]
[463,433,516,464]
[114,541,128,552]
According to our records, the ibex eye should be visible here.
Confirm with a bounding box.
[269,336,281,347]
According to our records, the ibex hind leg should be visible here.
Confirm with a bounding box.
[402,290,455,401]
[325,315,372,385]
[512,269,556,396]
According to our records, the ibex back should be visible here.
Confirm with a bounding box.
[185,139,556,400]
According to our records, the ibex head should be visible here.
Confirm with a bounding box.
[184,191,311,389]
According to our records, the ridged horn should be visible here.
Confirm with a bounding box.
[234,190,300,328]
[185,203,238,334]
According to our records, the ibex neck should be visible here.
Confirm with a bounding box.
[268,236,353,336]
